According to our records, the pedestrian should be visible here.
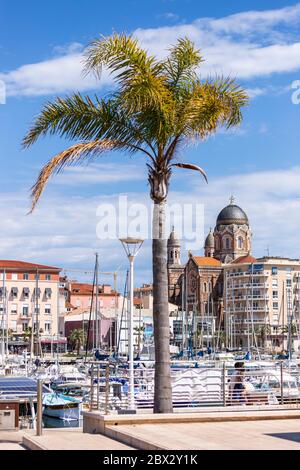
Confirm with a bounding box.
[230,361,246,404]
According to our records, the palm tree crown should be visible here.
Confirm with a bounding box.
[23,34,248,210]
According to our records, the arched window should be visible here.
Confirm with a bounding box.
[208,281,212,293]
[238,236,243,249]
[203,282,207,293]
[224,237,231,249]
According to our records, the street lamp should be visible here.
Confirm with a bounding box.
[120,237,143,409]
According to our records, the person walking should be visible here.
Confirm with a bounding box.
[230,361,247,404]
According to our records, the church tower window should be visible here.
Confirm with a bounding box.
[238,236,243,249]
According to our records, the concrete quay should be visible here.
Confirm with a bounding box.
[82,408,300,450]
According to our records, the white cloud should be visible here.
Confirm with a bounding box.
[0,44,112,97]
[2,4,300,97]
[54,162,145,185]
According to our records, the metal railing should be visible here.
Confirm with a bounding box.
[85,360,300,413]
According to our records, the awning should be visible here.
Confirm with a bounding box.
[40,339,67,344]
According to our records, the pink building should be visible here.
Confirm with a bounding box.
[69,282,120,315]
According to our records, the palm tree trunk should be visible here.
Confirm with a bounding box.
[152,201,173,413]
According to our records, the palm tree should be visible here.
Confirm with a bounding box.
[254,324,271,350]
[69,329,86,356]
[23,34,248,413]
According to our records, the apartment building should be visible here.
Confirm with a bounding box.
[224,255,300,351]
[0,260,62,349]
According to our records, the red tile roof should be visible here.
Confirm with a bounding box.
[231,255,257,264]
[70,282,119,296]
[0,260,61,271]
[193,257,222,267]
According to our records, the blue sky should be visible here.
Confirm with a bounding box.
[0,0,300,287]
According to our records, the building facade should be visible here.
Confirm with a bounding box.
[0,260,64,352]
[224,256,300,351]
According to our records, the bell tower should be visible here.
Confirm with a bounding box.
[167,227,181,265]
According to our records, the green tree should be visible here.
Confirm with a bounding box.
[23,34,248,413]
[69,329,86,356]
[254,324,271,349]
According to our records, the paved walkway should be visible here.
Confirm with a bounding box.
[0,431,25,450]
[23,428,134,450]
[108,419,300,450]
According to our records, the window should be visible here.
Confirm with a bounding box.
[286,279,292,287]
[22,305,29,316]
[23,288,30,299]
[22,322,28,332]
[224,237,231,249]
[173,320,182,335]
[44,322,51,333]
[11,273,18,281]
[237,237,243,249]
[272,267,278,275]
[35,274,40,280]
[34,306,40,314]
[11,304,17,315]
[272,279,278,288]
[23,273,29,280]
[45,274,51,281]
[273,302,279,310]
[273,291,278,299]
[0,304,3,313]
[11,287,18,299]
[0,273,5,281]
[203,282,207,293]
[45,288,52,299]
[11,320,17,332]
[45,304,51,315]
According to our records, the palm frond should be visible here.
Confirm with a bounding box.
[180,78,249,139]
[171,162,208,183]
[29,139,122,212]
[84,33,159,83]
[163,37,203,90]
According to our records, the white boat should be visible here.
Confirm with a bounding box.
[250,369,299,399]
[42,392,82,420]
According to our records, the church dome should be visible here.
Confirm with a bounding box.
[217,200,249,227]
[205,230,214,248]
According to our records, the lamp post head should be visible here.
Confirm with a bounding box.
[119,237,144,259]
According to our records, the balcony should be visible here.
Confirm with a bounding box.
[227,283,269,289]
[227,271,267,278]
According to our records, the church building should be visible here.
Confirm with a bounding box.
[167,197,252,323]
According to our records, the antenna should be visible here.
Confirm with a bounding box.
[265,246,270,257]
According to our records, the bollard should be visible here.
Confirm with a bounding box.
[105,363,110,414]
[96,367,100,410]
[36,379,43,436]
[222,362,226,407]
[90,364,94,411]
[280,362,284,405]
